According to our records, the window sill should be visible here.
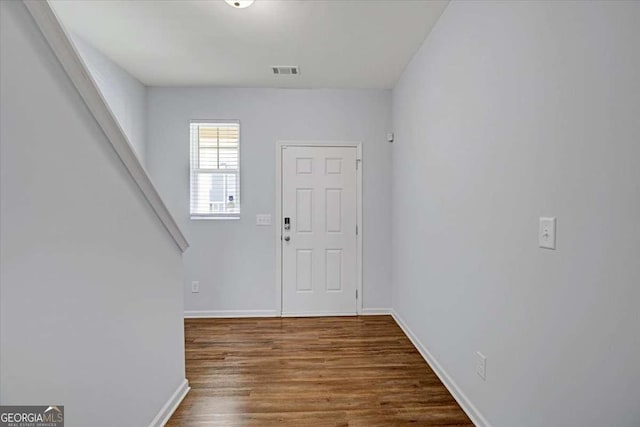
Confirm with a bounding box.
[190,216,240,221]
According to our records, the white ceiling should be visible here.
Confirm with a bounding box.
[50,0,448,89]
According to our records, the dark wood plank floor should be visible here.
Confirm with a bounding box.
[167,316,473,426]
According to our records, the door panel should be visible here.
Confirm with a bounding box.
[326,249,342,291]
[296,250,313,291]
[282,146,357,315]
[296,189,313,232]
[325,189,342,232]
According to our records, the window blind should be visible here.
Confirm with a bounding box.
[190,121,240,218]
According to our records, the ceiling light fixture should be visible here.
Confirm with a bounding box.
[225,0,254,8]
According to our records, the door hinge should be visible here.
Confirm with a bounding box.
[356,159,361,169]
[356,289,358,300]
[356,225,358,235]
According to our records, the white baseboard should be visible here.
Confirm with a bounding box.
[281,311,356,317]
[148,378,190,427]
[361,307,392,315]
[390,310,490,427]
[185,309,393,318]
[184,310,279,318]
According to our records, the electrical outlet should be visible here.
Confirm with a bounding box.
[476,351,486,380]
[191,281,200,293]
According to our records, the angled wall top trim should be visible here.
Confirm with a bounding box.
[23,0,189,252]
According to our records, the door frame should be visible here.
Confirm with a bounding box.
[275,141,363,316]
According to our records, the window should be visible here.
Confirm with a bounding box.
[190,121,240,219]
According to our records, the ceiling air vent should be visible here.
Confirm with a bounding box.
[272,66,300,75]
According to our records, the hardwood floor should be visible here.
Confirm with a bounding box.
[167,316,473,426]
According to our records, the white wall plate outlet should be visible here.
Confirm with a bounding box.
[539,217,557,249]
[191,281,200,293]
[476,351,486,380]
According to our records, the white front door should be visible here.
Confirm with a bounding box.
[281,145,358,316]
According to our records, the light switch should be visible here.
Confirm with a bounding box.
[539,217,556,249]
[256,214,272,226]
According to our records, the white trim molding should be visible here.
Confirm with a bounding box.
[23,0,189,252]
[275,141,364,316]
[147,378,190,427]
[281,312,358,317]
[391,310,490,427]
[184,310,279,318]
[361,308,392,315]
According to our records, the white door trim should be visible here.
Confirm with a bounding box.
[275,141,363,316]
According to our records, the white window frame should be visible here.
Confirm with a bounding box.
[190,119,241,220]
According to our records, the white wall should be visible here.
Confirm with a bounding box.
[0,2,185,425]
[146,88,392,314]
[392,1,640,426]
[70,33,148,164]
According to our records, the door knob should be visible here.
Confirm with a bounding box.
[284,236,290,242]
